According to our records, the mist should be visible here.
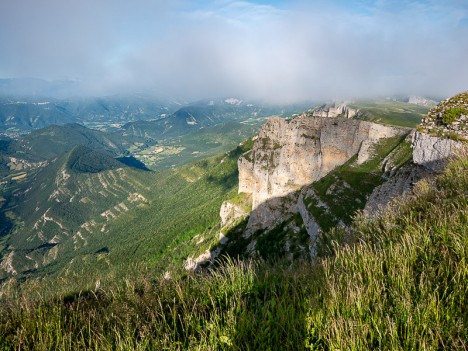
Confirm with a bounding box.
[1,0,467,102]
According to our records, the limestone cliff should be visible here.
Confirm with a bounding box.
[307,102,358,118]
[213,115,411,261]
[412,131,466,171]
[214,94,467,264]
[239,116,407,211]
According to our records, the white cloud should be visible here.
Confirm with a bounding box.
[0,0,467,101]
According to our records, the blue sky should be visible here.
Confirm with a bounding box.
[0,0,467,101]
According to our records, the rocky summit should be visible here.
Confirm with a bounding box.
[302,102,359,119]
[419,91,468,141]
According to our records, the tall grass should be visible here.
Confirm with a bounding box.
[1,258,315,350]
[306,154,468,350]
[1,155,467,350]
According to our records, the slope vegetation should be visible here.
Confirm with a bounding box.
[0,148,149,279]
[1,152,465,350]
[0,141,251,280]
[350,100,430,128]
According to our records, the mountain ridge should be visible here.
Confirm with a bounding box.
[185,96,467,269]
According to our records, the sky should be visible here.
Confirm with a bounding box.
[0,0,467,102]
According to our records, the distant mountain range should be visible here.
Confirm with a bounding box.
[119,98,309,140]
[0,79,312,133]
[0,95,183,132]
[0,94,312,134]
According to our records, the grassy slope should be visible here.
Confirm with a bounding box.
[1,152,466,350]
[350,100,429,128]
[306,155,468,350]
[310,134,413,229]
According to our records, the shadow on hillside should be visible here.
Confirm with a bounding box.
[204,160,429,347]
[201,192,320,347]
[206,170,239,191]
[216,196,310,262]
[0,210,13,239]
[226,257,314,349]
[116,156,150,171]
[215,161,421,262]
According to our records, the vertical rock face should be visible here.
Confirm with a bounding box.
[217,93,468,263]
[219,200,248,228]
[310,103,358,118]
[238,116,407,211]
[412,131,466,171]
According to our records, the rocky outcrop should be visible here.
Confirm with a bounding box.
[184,247,222,271]
[412,131,466,172]
[363,163,431,217]
[418,92,468,141]
[297,189,322,258]
[189,196,251,271]
[219,200,248,228]
[308,103,358,118]
[413,92,468,170]
[239,116,408,211]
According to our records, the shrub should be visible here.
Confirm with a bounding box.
[442,107,467,124]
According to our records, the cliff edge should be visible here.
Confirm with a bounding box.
[203,93,467,268]
[238,116,406,210]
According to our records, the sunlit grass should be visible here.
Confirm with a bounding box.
[1,154,466,350]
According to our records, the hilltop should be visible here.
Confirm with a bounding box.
[418,91,468,141]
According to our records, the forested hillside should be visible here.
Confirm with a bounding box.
[0,140,252,280]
